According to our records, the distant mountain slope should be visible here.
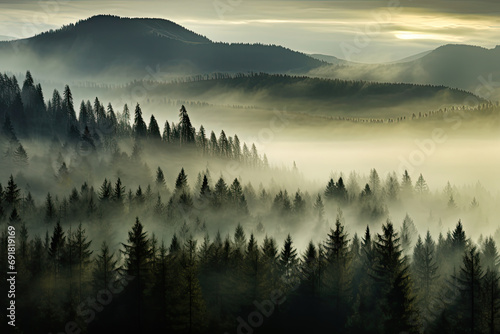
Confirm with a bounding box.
[308,44,500,99]
[0,35,15,41]
[309,54,349,65]
[0,15,324,81]
[386,50,432,64]
[105,73,483,117]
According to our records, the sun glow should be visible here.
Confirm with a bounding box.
[394,31,463,41]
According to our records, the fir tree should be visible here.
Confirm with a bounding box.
[92,242,118,292]
[148,114,161,140]
[373,221,420,333]
[121,217,153,331]
[133,103,147,139]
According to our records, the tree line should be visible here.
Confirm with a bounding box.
[1,205,499,333]
[0,71,268,168]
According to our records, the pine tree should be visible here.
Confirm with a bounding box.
[72,223,93,301]
[412,231,438,324]
[229,178,248,214]
[482,236,500,272]
[234,223,247,253]
[197,125,207,153]
[13,144,28,166]
[385,172,400,201]
[400,213,417,256]
[148,114,161,140]
[401,170,413,197]
[119,103,131,136]
[233,134,241,160]
[293,190,306,216]
[9,207,21,224]
[133,103,147,139]
[373,221,420,333]
[313,194,324,222]
[415,174,429,195]
[4,175,20,209]
[92,241,117,293]
[78,101,89,130]
[179,105,195,144]
[482,266,500,334]
[453,247,484,333]
[452,220,468,264]
[178,237,206,333]
[335,177,348,202]
[199,175,211,201]
[106,102,118,135]
[280,234,298,287]
[324,217,351,327]
[98,179,112,202]
[162,120,171,143]
[209,131,218,155]
[174,168,188,195]
[243,233,262,305]
[49,220,66,281]
[121,217,153,332]
[301,241,319,295]
[261,236,280,299]
[63,85,77,127]
[112,178,125,207]
[155,167,166,190]
[251,143,260,166]
[369,168,381,195]
[324,178,337,201]
[212,177,228,210]
[45,192,56,223]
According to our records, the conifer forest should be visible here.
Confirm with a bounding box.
[0,4,500,334]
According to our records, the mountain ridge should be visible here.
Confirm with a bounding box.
[308,43,500,99]
[0,15,324,81]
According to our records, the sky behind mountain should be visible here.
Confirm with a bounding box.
[0,0,499,62]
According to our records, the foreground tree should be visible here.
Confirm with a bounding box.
[121,217,152,332]
[373,221,420,333]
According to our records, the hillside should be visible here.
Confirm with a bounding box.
[101,73,484,118]
[309,44,500,100]
[0,15,323,81]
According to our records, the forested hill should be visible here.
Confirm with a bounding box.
[309,44,500,100]
[0,15,323,81]
[115,73,484,116]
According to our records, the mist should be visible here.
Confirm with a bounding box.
[0,11,499,334]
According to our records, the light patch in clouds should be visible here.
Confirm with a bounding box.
[394,31,464,42]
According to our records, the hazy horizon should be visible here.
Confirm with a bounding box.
[1,0,499,62]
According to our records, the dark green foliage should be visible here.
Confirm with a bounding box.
[372,221,420,333]
[212,177,228,209]
[175,168,188,195]
[121,217,153,331]
[4,175,20,209]
[155,167,166,189]
[453,247,484,333]
[179,105,195,144]
[48,220,66,280]
[99,178,112,202]
[133,103,147,139]
[92,241,118,292]
[45,192,56,223]
[412,231,438,324]
[324,218,351,327]
[148,114,161,140]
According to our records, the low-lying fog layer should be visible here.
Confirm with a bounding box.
[265,138,500,191]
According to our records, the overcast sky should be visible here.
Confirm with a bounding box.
[0,0,499,62]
